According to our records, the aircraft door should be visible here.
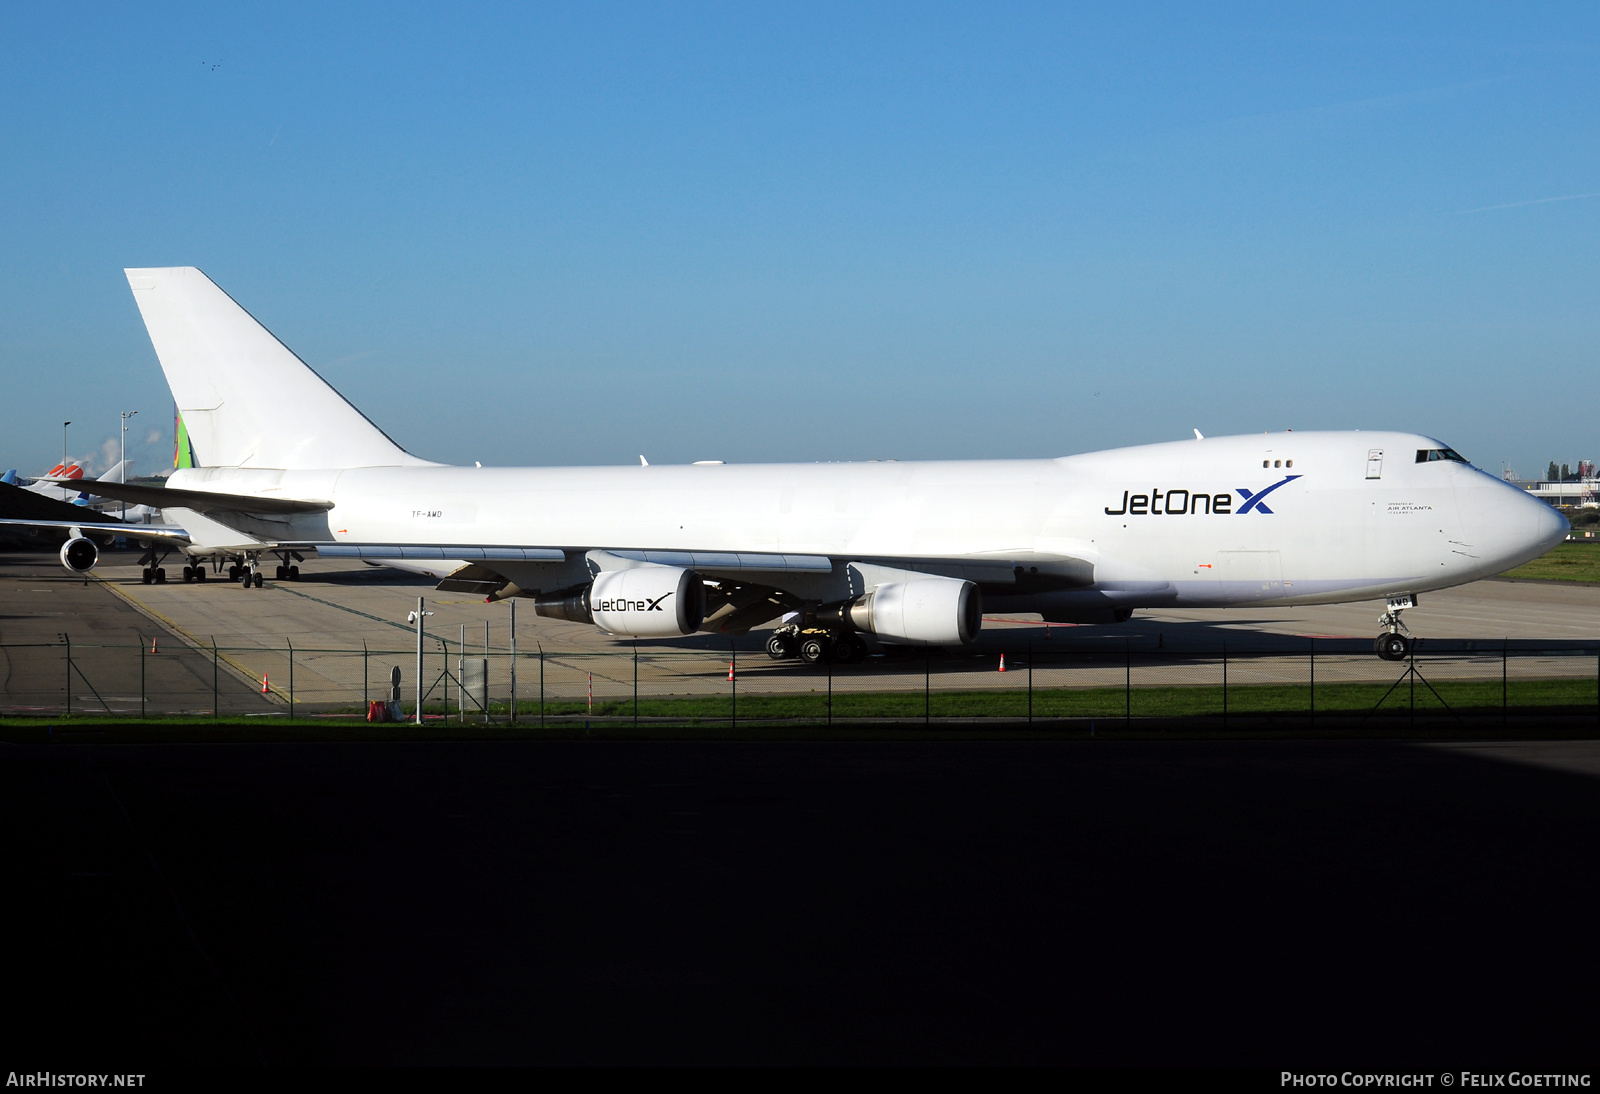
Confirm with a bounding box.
[1217,549,1284,602]
[1366,449,1384,479]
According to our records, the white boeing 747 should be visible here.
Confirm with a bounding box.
[13,267,1568,662]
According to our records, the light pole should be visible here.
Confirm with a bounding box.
[119,410,137,519]
[62,421,71,469]
[406,597,434,725]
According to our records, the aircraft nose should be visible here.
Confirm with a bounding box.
[1533,497,1570,551]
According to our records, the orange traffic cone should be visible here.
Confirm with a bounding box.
[261,673,270,694]
[998,653,1007,673]
[150,637,158,654]
[728,661,735,682]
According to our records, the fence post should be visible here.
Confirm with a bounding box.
[1502,640,1508,728]
[827,654,832,728]
[924,648,930,727]
[538,643,545,729]
[730,641,737,730]
[1308,637,1314,727]
[1028,639,1033,726]
[633,643,639,728]
[509,599,518,724]
[212,637,219,721]
[64,634,71,716]
[1222,641,1228,730]
[1124,638,1130,729]
[363,640,369,713]
[140,636,146,720]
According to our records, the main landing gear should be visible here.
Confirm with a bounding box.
[765,623,868,665]
[225,556,265,588]
[1374,594,1417,661]
[271,550,304,581]
[138,544,173,584]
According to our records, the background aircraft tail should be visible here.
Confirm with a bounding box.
[124,267,425,470]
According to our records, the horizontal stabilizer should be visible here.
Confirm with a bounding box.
[0,481,123,524]
[46,478,331,516]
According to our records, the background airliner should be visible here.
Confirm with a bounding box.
[10,267,1568,662]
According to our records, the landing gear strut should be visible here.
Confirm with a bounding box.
[236,555,264,589]
[1374,594,1417,661]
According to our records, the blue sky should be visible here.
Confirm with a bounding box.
[1,3,1596,478]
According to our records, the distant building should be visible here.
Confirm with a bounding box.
[1522,478,1599,508]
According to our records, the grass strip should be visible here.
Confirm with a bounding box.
[1500,541,1600,583]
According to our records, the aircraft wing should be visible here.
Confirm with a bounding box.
[316,541,1094,633]
[0,517,191,541]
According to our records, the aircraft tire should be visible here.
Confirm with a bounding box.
[182,567,194,583]
[831,634,865,664]
[766,633,795,660]
[195,567,206,582]
[1376,633,1410,661]
[799,636,829,665]
[141,568,152,585]
[154,568,166,584]
[253,572,264,588]
[289,566,299,580]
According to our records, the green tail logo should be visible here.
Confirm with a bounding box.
[174,407,198,469]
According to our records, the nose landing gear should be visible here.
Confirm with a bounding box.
[1375,594,1417,660]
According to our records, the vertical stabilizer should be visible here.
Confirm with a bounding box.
[125,267,425,470]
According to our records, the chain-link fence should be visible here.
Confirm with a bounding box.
[2,635,1598,729]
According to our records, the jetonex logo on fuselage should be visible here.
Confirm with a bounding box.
[1104,475,1300,516]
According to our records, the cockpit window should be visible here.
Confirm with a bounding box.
[1415,448,1468,464]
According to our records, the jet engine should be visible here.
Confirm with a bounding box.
[821,576,982,645]
[60,535,98,573]
[534,566,706,638]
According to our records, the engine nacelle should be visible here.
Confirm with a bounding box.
[60,536,98,573]
[534,566,706,638]
[841,577,982,645]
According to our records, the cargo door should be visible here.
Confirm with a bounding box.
[1218,549,1284,602]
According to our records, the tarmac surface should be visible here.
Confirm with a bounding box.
[1,548,1597,715]
[5,734,1598,1066]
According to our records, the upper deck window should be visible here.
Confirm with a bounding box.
[1415,448,1468,464]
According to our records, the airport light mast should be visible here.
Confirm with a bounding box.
[406,598,434,726]
[62,421,71,469]
[119,410,137,520]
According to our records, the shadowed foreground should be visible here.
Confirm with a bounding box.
[4,736,1597,1066]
